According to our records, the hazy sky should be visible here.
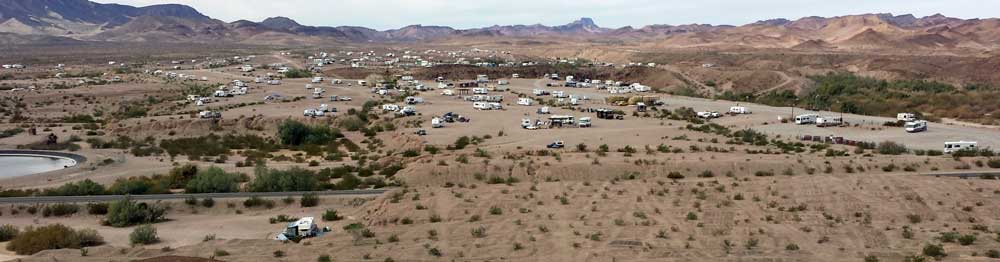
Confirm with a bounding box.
[94,0,1000,30]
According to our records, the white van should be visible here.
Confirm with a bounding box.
[897,113,917,122]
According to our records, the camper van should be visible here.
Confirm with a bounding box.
[521,118,533,129]
[795,114,819,125]
[905,120,928,133]
[578,117,592,128]
[944,141,977,154]
[897,113,917,122]
[816,116,843,127]
[358,80,367,86]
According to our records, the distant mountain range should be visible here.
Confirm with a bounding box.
[2,0,1000,51]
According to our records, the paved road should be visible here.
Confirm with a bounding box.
[0,189,392,204]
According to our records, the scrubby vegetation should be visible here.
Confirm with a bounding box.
[5,224,103,255]
[720,72,1000,125]
[105,197,167,227]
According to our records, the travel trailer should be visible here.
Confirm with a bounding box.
[381,104,400,112]
[944,141,977,153]
[517,98,534,106]
[897,113,917,122]
[198,111,221,119]
[311,77,324,83]
[274,217,320,241]
[795,114,819,125]
[729,106,751,114]
[537,107,551,114]
[441,89,455,96]
[816,116,843,127]
[473,102,491,110]
[697,111,721,119]
[905,120,928,133]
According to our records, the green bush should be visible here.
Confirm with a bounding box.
[201,198,215,208]
[321,209,342,221]
[278,120,340,146]
[129,225,158,245]
[105,197,167,227]
[42,203,79,217]
[300,193,319,207]
[283,68,314,79]
[249,166,319,192]
[43,179,106,196]
[108,177,169,195]
[922,243,945,258]
[988,159,1000,168]
[243,196,275,208]
[0,224,18,242]
[184,166,242,193]
[6,224,103,255]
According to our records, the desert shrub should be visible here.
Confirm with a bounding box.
[201,198,215,208]
[957,234,976,246]
[105,197,167,227]
[129,225,158,245]
[249,166,320,192]
[243,196,275,208]
[922,243,945,258]
[283,68,313,79]
[42,179,106,196]
[108,177,169,195]
[300,193,319,207]
[988,159,1000,168]
[6,224,103,255]
[877,141,908,155]
[322,209,342,221]
[184,166,242,193]
[0,224,18,241]
[277,120,340,146]
[86,203,109,215]
[42,203,79,217]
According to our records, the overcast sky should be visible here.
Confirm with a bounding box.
[94,0,1000,30]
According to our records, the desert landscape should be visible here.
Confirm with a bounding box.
[1,0,1000,261]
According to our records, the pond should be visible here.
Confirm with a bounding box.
[0,155,78,179]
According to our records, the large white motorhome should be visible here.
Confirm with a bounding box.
[944,141,977,153]
[905,120,928,133]
[794,114,819,125]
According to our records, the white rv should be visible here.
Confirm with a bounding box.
[578,117,592,128]
[517,98,534,106]
[697,111,721,119]
[381,104,400,112]
[944,141,977,153]
[311,77,324,83]
[816,116,843,127]
[431,117,444,128]
[473,102,491,110]
[274,217,320,241]
[905,120,928,133]
[794,114,818,125]
[472,88,488,94]
[441,90,455,96]
[729,106,751,114]
[897,113,917,122]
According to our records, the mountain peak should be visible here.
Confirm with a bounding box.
[260,16,302,30]
[572,17,597,27]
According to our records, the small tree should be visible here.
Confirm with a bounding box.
[129,225,159,245]
[922,243,945,258]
